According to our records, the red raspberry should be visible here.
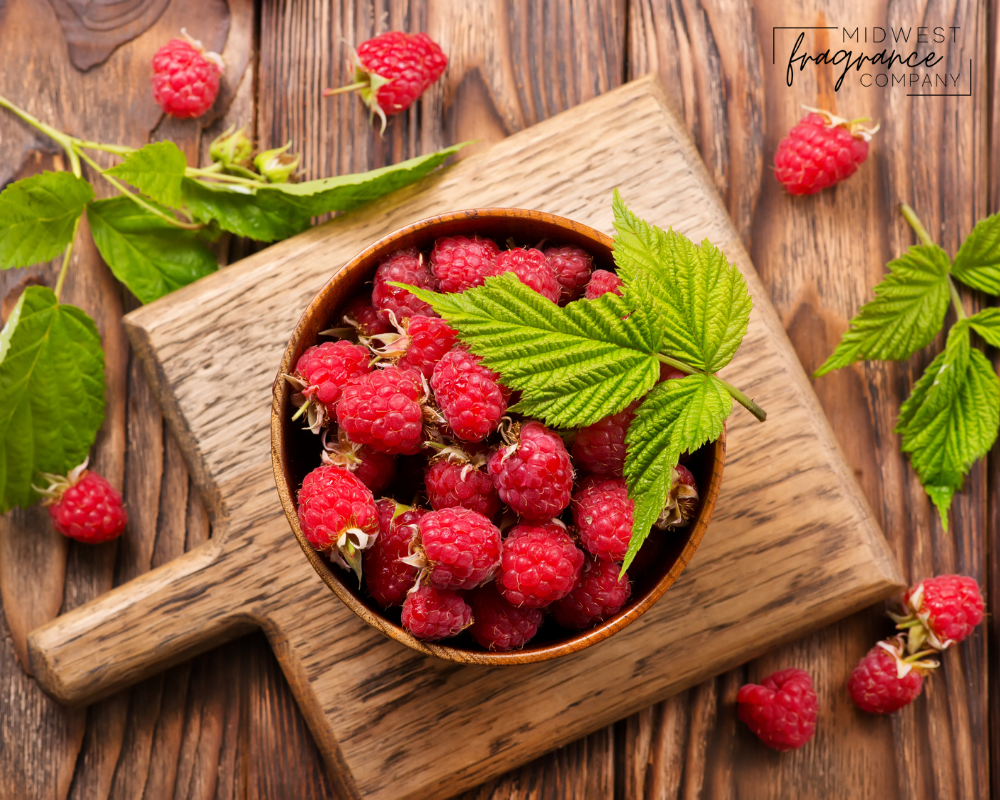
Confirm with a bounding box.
[496,521,584,608]
[848,637,933,714]
[488,421,574,521]
[151,36,223,119]
[572,476,634,563]
[401,584,472,641]
[550,556,631,629]
[415,507,502,590]
[656,465,699,529]
[469,582,544,650]
[321,428,396,494]
[774,110,875,195]
[737,668,817,751]
[371,247,438,325]
[494,248,560,302]
[336,367,428,455]
[430,235,500,293]
[544,246,593,304]
[365,500,422,606]
[571,401,637,477]
[584,270,623,300]
[431,348,507,442]
[288,340,371,431]
[895,574,985,651]
[40,464,128,544]
[296,465,379,576]
[425,449,500,518]
[341,296,392,338]
[396,315,459,378]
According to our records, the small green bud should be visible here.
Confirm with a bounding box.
[253,141,300,183]
[209,126,252,168]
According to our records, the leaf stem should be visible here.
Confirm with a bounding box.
[76,140,135,156]
[655,353,767,422]
[54,215,81,300]
[186,166,265,188]
[0,92,82,177]
[900,203,935,247]
[948,276,968,321]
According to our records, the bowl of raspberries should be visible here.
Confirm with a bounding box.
[271,208,724,663]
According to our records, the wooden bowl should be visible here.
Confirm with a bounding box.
[271,209,725,664]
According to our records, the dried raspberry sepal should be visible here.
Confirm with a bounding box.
[799,105,881,141]
[875,636,939,679]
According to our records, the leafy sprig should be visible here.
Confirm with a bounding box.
[403,190,766,571]
[816,203,1000,527]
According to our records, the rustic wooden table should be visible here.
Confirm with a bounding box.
[0,1,991,798]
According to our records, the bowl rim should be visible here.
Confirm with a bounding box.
[270,207,726,665]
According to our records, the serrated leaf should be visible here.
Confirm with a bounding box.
[0,171,93,269]
[611,189,751,372]
[968,308,1000,347]
[952,213,1000,294]
[405,273,662,428]
[105,142,187,209]
[0,286,105,512]
[814,244,951,376]
[181,179,310,242]
[87,197,217,304]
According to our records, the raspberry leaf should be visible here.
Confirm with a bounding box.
[968,308,1000,347]
[815,244,952,377]
[86,197,217,304]
[105,142,187,209]
[0,286,105,512]
[0,172,93,269]
[952,212,1000,294]
[181,179,311,242]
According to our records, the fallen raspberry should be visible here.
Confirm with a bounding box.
[371,247,437,324]
[412,506,502,590]
[341,296,392,338]
[891,574,985,652]
[401,584,472,641]
[469,582,544,650]
[847,637,936,714]
[37,462,128,544]
[488,421,574,521]
[655,465,699,529]
[396,315,459,378]
[336,366,428,455]
[572,476,634,562]
[571,401,637,477]
[544,245,593,304]
[550,556,631,629]
[496,521,583,608]
[430,235,500,293]
[494,247,560,302]
[584,269,623,300]
[424,446,500,518]
[774,109,876,195]
[151,34,224,119]
[431,347,507,442]
[737,668,817,751]
[286,340,371,432]
[365,499,422,606]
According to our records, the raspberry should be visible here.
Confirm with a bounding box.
[469,582,544,650]
[848,637,934,714]
[494,248,560,302]
[544,246,593,303]
[287,340,371,432]
[550,556,631,629]
[431,348,507,442]
[151,35,223,119]
[584,270,623,300]
[430,235,500,293]
[396,316,459,378]
[296,464,379,577]
[321,428,396,494]
[488,421,574,521]
[341,296,392,338]
[401,584,472,641]
[424,448,500,518]
[656,465,699,529]
[326,32,448,132]
[38,463,128,544]
[365,500,422,606]
[336,366,428,455]
[572,476,634,562]
[659,363,686,382]
[371,247,438,324]
[774,110,875,195]
[571,401,637,477]
[496,521,584,608]
[893,574,985,652]
[414,507,502,590]
[737,668,817,751]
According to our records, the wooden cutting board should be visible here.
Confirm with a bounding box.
[26,76,903,800]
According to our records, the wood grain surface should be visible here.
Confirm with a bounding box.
[0,0,992,798]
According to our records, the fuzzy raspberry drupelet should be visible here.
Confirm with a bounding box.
[494,247,561,302]
[431,347,508,442]
[290,340,371,424]
[352,446,397,494]
[425,454,500,518]
[544,246,593,304]
[584,269,623,300]
[336,366,427,455]
[737,668,817,751]
[430,235,501,294]
[416,507,502,590]
[401,585,472,641]
[371,247,438,324]
[469,582,544,650]
[341,296,392,338]
[848,638,932,714]
[44,468,128,544]
[774,111,874,195]
[571,401,637,478]
[900,574,985,651]
[365,499,422,606]
[151,37,223,119]
[573,476,634,563]
[396,315,459,378]
[496,521,584,608]
[488,421,574,521]
[296,465,379,576]
[550,556,631,629]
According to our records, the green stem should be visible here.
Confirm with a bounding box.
[655,353,767,422]
[76,140,135,156]
[948,276,968,321]
[186,166,266,188]
[900,203,935,247]
[0,92,81,177]
[323,81,368,96]
[53,215,82,300]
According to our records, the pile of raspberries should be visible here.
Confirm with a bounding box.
[287,235,700,650]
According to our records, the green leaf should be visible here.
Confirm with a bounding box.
[406,273,661,428]
[952,213,1000,294]
[611,188,751,372]
[895,325,1000,528]
[0,172,93,268]
[968,308,1000,348]
[181,179,310,242]
[106,141,187,208]
[87,197,217,304]
[621,373,731,570]
[814,245,952,376]
[0,286,105,512]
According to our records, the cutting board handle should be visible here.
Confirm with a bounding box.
[26,541,254,706]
